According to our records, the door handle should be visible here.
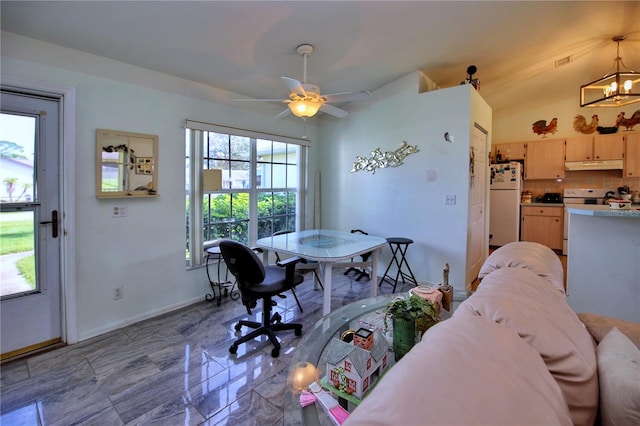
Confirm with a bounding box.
[40,210,58,238]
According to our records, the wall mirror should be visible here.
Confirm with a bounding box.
[96,128,158,199]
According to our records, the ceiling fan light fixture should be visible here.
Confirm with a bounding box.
[288,99,322,118]
[580,35,640,108]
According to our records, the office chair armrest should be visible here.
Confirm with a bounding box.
[276,256,303,267]
[277,256,304,284]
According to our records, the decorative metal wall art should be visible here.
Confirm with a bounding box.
[350,141,419,174]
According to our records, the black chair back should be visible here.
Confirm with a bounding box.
[219,240,265,286]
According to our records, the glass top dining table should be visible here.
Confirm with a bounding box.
[255,229,387,316]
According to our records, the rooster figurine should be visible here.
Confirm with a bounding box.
[616,110,640,131]
[532,118,558,138]
[573,114,598,134]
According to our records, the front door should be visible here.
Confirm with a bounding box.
[1,90,62,359]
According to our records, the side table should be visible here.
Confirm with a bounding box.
[205,246,239,306]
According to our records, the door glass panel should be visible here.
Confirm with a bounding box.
[0,112,38,299]
[0,211,36,298]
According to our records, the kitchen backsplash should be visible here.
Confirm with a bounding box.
[524,170,640,200]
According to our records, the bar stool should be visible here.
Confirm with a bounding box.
[379,237,418,293]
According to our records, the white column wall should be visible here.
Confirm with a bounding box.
[318,74,492,293]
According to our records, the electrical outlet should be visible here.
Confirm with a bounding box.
[444,194,456,205]
[113,286,123,300]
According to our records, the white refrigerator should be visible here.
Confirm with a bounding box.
[489,162,522,246]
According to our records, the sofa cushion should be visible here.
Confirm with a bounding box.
[479,241,564,292]
[455,267,598,426]
[578,312,640,349]
[597,327,640,426]
[344,315,572,426]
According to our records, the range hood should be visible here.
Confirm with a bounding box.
[565,159,623,171]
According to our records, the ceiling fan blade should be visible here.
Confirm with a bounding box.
[322,91,372,103]
[319,103,349,118]
[281,77,306,97]
[234,98,286,102]
[275,108,292,119]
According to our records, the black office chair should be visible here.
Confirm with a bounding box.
[271,230,323,313]
[344,229,372,281]
[219,240,304,358]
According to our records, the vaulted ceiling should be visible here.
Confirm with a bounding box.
[2,1,639,117]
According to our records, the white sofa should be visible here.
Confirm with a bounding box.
[346,242,640,426]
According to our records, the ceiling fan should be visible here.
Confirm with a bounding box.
[235,44,372,119]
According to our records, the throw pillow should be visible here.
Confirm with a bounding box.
[597,327,640,426]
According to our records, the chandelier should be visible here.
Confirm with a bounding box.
[580,35,640,108]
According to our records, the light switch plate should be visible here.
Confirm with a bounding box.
[112,204,128,218]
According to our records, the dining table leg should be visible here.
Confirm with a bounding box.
[371,248,379,297]
[321,262,333,316]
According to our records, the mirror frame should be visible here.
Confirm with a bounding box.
[96,128,158,199]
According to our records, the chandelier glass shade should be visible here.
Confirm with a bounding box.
[580,36,640,108]
[288,98,322,117]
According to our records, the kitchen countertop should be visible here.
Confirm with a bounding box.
[566,204,640,217]
[521,202,564,207]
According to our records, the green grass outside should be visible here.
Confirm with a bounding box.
[16,255,36,288]
[1,211,36,287]
[0,212,35,255]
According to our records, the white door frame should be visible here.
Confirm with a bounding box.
[2,75,77,345]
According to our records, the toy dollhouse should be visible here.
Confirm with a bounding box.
[325,328,390,399]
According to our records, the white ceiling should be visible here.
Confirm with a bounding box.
[2,1,639,116]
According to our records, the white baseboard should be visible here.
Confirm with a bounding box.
[77,295,204,342]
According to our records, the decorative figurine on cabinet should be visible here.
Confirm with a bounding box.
[531,117,558,138]
[616,110,640,131]
[573,114,598,134]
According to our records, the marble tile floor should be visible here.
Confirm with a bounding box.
[0,271,419,426]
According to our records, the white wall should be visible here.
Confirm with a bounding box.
[1,32,319,340]
[318,73,491,292]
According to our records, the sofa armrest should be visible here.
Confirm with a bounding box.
[578,312,640,349]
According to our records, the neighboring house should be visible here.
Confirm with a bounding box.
[0,156,33,202]
[325,329,390,399]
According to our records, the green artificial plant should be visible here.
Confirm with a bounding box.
[383,293,438,330]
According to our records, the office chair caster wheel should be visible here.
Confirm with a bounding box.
[217,299,222,307]
[295,327,302,337]
[234,323,243,331]
[271,312,282,324]
[271,347,280,358]
[229,344,238,354]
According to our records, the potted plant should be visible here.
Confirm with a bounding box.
[384,294,438,361]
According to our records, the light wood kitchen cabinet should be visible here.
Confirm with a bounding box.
[493,142,526,161]
[521,206,563,250]
[524,138,565,180]
[624,132,640,177]
[565,134,624,161]
[565,136,594,161]
[593,133,625,160]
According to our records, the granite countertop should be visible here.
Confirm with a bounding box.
[566,204,640,217]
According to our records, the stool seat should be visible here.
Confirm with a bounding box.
[386,237,414,245]
[380,237,418,293]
